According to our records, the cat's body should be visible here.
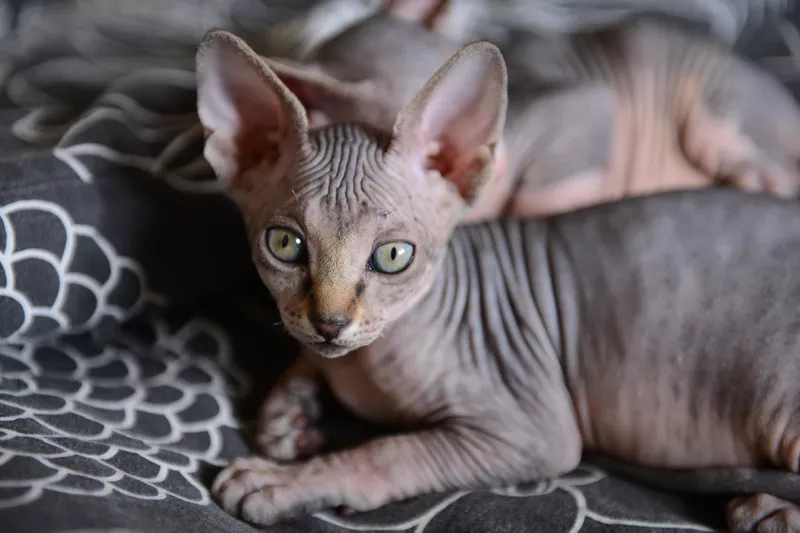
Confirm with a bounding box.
[260,9,800,222]
[264,0,795,61]
[498,19,800,218]
[215,182,800,533]
[197,29,800,532]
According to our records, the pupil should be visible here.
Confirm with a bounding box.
[390,247,397,261]
[281,234,289,248]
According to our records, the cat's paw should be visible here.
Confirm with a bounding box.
[681,104,800,198]
[715,160,799,197]
[256,376,325,462]
[213,456,367,525]
[212,456,309,524]
[727,493,800,532]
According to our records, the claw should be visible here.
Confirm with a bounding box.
[337,505,356,516]
[292,411,308,428]
[258,378,325,461]
[297,427,325,455]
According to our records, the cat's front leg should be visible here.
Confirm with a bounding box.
[213,422,569,526]
[255,352,325,462]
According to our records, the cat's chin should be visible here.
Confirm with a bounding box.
[306,341,354,359]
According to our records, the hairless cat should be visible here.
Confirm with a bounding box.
[265,0,795,61]
[253,2,800,223]
[198,28,800,532]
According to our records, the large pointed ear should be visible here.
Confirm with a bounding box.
[388,41,507,203]
[384,0,450,31]
[261,57,375,128]
[196,29,308,190]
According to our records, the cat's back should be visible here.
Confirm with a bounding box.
[487,187,800,374]
[548,187,800,257]
[541,188,800,469]
[504,18,726,89]
[457,187,800,266]
[543,188,800,299]
[450,187,800,295]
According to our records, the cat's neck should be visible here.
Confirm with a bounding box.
[317,219,570,425]
[355,219,565,380]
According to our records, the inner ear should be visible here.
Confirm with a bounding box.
[196,29,309,188]
[389,41,508,203]
[384,0,451,30]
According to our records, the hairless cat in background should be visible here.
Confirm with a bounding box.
[264,0,795,61]
[253,0,800,224]
[198,25,800,532]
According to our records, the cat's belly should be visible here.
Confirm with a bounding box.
[570,376,763,469]
[503,114,711,218]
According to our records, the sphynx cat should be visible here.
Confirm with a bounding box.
[198,28,800,532]
[256,2,800,224]
[264,0,794,60]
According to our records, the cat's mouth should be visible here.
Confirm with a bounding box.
[308,341,351,358]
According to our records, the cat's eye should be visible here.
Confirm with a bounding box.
[266,228,306,263]
[369,241,414,274]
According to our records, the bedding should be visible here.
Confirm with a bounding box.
[0,1,798,531]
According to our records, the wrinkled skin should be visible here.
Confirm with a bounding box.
[197,28,800,532]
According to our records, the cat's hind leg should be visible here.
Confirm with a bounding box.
[679,61,800,198]
[587,453,800,532]
[255,352,326,462]
[727,493,800,533]
[725,414,800,532]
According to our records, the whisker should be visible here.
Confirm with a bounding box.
[291,189,306,209]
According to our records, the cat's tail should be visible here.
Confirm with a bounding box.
[586,453,800,503]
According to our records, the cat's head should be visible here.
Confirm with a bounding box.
[196,29,506,357]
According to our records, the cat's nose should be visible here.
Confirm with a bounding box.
[310,314,351,341]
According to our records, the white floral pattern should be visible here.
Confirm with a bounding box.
[9,66,220,195]
[0,199,147,342]
[0,301,248,509]
[314,467,717,533]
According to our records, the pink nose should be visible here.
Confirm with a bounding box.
[310,314,350,341]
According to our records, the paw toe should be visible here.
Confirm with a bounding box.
[240,488,281,525]
[297,426,325,455]
[215,471,261,514]
[212,457,265,494]
[258,430,302,461]
[211,457,290,513]
[728,493,799,533]
[756,508,800,533]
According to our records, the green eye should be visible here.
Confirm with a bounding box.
[369,241,414,274]
[266,228,306,263]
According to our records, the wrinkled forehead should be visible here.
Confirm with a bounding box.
[291,123,411,215]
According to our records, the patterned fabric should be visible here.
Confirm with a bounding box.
[0,1,798,532]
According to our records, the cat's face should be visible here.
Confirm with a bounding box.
[196,29,507,357]
[236,125,464,357]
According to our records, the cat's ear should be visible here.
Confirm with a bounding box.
[196,29,308,190]
[262,57,374,128]
[384,0,450,31]
[388,41,507,204]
